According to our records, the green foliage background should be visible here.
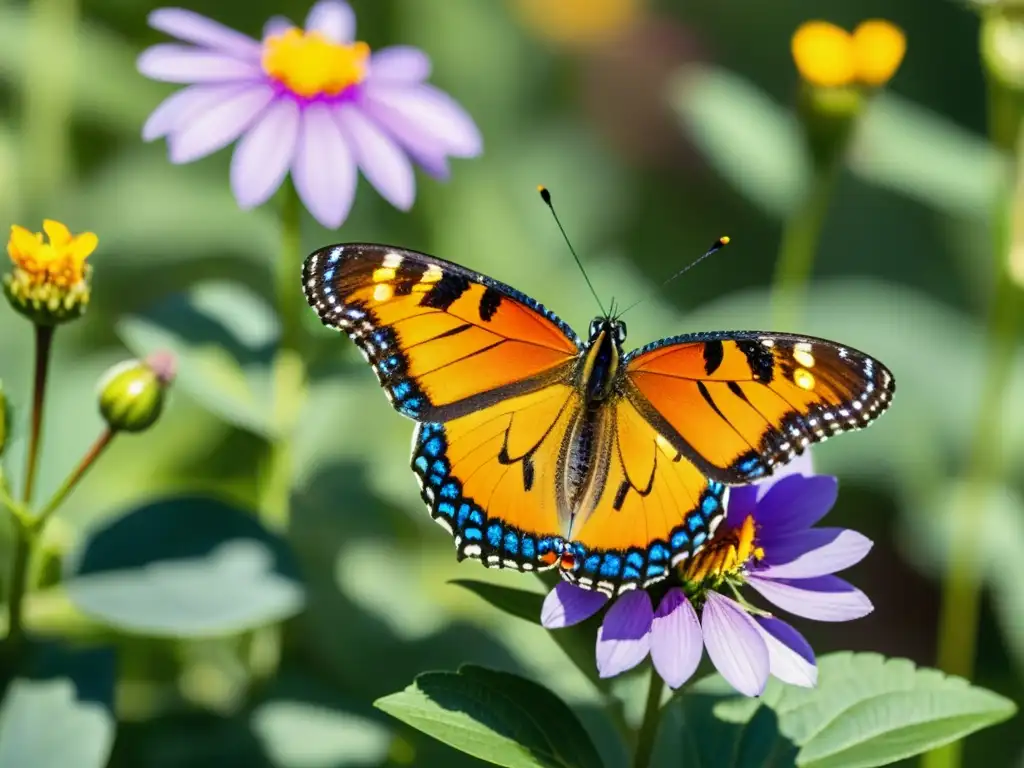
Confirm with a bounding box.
[0,0,1021,765]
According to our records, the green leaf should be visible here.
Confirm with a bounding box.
[0,678,114,768]
[64,496,304,637]
[658,653,1016,768]
[251,701,393,767]
[670,64,810,219]
[117,281,278,436]
[375,665,604,768]
[451,580,611,694]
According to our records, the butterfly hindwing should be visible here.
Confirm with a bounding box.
[624,331,895,484]
[303,244,581,421]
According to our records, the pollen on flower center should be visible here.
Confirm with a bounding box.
[261,28,370,99]
[683,514,764,585]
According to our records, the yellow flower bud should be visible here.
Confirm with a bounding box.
[97,351,176,433]
[852,20,906,87]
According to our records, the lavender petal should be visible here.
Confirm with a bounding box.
[650,588,703,689]
[337,105,415,210]
[143,83,245,141]
[138,44,262,83]
[263,16,294,38]
[754,616,817,688]
[725,485,758,527]
[167,84,274,163]
[746,574,873,622]
[148,9,261,60]
[363,83,482,157]
[596,590,653,679]
[754,475,838,535]
[292,103,357,229]
[304,0,355,42]
[757,528,873,578]
[701,592,769,697]
[230,98,300,209]
[541,582,606,629]
[369,46,432,83]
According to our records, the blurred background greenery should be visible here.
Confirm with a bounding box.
[0,0,1022,765]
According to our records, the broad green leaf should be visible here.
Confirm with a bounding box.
[117,281,278,436]
[0,678,114,768]
[252,701,393,767]
[452,580,611,695]
[670,64,810,219]
[65,496,304,637]
[375,665,604,768]
[657,653,1016,768]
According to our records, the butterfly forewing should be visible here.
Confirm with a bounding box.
[303,244,580,422]
[624,331,895,484]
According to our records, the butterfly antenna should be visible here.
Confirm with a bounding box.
[538,186,606,317]
[618,236,730,318]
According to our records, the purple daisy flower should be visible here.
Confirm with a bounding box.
[138,1,482,228]
[541,453,874,697]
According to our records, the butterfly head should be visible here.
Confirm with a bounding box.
[587,317,627,346]
[582,317,628,402]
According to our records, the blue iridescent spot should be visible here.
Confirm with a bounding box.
[701,495,719,516]
[424,437,443,457]
[323,267,335,282]
[372,330,388,345]
[739,457,760,472]
[671,530,690,550]
[646,564,666,579]
[431,459,447,476]
[464,528,482,541]
[428,474,443,487]
[537,538,553,554]
[440,482,459,499]
[708,480,724,494]
[746,466,766,478]
[626,551,644,569]
[437,502,455,517]
[503,532,519,554]
[623,566,641,580]
[379,357,400,373]
[393,381,411,399]
[456,504,471,527]
[692,532,707,548]
[521,537,536,559]
[583,555,601,573]
[469,509,484,525]
[401,398,422,416]
[688,515,704,533]
[571,541,586,557]
[422,423,441,437]
[328,252,340,264]
[599,555,622,578]
[649,543,670,562]
[414,456,428,473]
[487,524,502,547]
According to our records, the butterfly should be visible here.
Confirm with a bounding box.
[302,242,894,596]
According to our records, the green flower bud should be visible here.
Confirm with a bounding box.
[97,351,176,433]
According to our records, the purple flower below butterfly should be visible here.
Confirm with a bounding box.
[138,0,482,228]
[541,452,874,696]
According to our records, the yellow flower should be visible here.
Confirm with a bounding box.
[3,219,98,325]
[792,19,905,89]
[515,0,643,47]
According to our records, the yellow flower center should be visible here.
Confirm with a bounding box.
[682,514,764,585]
[261,28,370,99]
[6,220,97,288]
[791,19,905,89]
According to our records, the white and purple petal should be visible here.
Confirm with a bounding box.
[756,528,873,578]
[337,104,416,210]
[143,83,247,141]
[137,44,262,84]
[363,83,482,157]
[541,583,607,629]
[746,574,873,622]
[167,84,275,163]
[754,617,817,688]
[304,0,355,42]
[596,590,653,679]
[701,592,769,697]
[148,9,261,60]
[369,46,432,83]
[292,103,357,228]
[650,589,703,689]
[753,475,838,536]
[230,98,301,209]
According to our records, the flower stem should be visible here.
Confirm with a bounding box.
[260,181,306,530]
[22,324,54,505]
[631,667,665,768]
[37,428,116,525]
[771,162,841,329]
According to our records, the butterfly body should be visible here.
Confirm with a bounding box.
[303,243,894,595]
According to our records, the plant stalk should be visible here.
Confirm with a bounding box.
[22,325,54,505]
[631,667,665,768]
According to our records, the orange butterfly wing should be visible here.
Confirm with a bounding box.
[625,332,894,484]
[302,243,580,421]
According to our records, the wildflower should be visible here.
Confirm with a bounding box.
[138,1,482,229]
[515,0,643,47]
[541,455,873,696]
[3,220,98,325]
[791,20,906,89]
[98,351,176,433]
